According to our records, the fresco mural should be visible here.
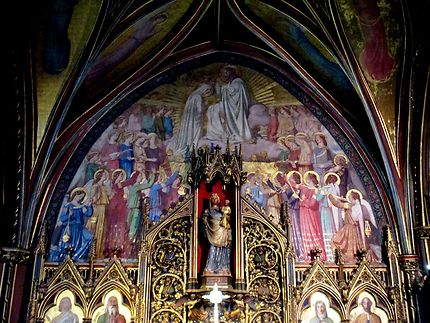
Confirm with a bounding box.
[245,0,352,91]
[336,0,402,155]
[47,63,385,263]
[85,0,193,87]
[36,0,102,146]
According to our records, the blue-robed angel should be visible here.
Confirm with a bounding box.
[148,170,179,222]
[48,187,93,262]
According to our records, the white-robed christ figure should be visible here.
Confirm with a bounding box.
[206,66,252,142]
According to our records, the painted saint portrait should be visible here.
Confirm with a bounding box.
[350,292,388,323]
[300,292,341,323]
[44,290,84,323]
[92,291,131,323]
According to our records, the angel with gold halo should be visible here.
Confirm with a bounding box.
[328,188,380,262]
[48,187,94,262]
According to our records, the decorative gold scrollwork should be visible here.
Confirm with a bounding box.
[148,217,190,321]
[150,309,183,323]
[250,310,282,322]
[248,245,278,273]
[249,276,281,304]
[244,217,284,320]
[153,274,184,302]
[153,241,185,271]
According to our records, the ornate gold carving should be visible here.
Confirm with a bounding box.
[188,142,246,188]
[399,255,420,272]
[415,226,430,239]
[148,217,190,321]
[244,218,284,321]
[0,247,30,264]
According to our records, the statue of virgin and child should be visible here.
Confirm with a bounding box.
[202,193,232,274]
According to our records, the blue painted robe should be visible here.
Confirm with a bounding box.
[48,202,93,262]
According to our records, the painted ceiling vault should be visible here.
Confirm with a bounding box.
[30,0,407,254]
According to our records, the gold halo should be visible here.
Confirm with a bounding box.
[333,153,349,166]
[70,187,88,203]
[276,136,288,147]
[295,132,308,139]
[303,171,320,185]
[286,170,302,184]
[313,132,326,140]
[93,168,105,179]
[153,12,169,26]
[134,132,148,142]
[323,172,340,186]
[346,189,363,202]
[112,168,127,182]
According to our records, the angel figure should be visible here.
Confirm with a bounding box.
[328,189,379,262]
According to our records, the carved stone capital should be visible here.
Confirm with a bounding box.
[398,255,420,272]
[0,247,30,264]
[415,226,430,239]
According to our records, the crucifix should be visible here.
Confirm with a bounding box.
[202,283,230,323]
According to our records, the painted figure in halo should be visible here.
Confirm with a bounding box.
[299,171,326,261]
[51,296,79,323]
[354,297,382,323]
[87,169,111,258]
[48,187,93,262]
[265,172,285,226]
[284,135,301,172]
[284,171,305,260]
[169,83,213,154]
[328,189,379,262]
[127,171,155,242]
[328,153,349,197]
[316,172,340,262]
[163,108,174,139]
[202,193,232,273]
[206,66,252,142]
[295,132,313,174]
[101,131,121,172]
[309,301,334,323]
[148,170,179,223]
[245,173,264,209]
[97,296,126,323]
[104,169,136,258]
[312,132,333,180]
[118,131,135,178]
